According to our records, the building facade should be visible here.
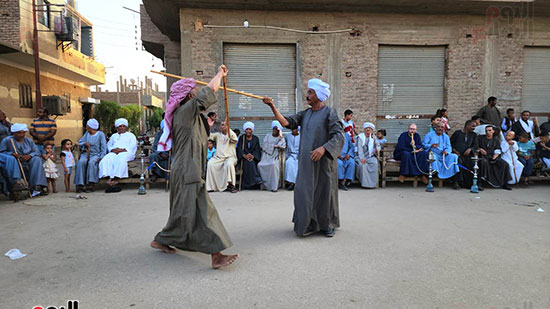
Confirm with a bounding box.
[0,0,105,144]
[142,0,550,140]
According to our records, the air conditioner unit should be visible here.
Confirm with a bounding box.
[43,96,69,115]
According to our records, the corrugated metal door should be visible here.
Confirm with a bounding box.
[523,47,550,118]
[223,43,296,140]
[377,46,446,142]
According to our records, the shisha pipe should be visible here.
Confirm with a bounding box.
[470,150,480,193]
[426,150,435,192]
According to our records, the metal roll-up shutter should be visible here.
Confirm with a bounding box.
[523,47,550,119]
[223,43,296,141]
[377,46,445,142]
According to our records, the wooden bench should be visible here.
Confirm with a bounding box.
[380,143,443,188]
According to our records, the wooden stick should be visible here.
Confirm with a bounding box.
[10,138,31,198]
[222,76,231,136]
[151,70,265,100]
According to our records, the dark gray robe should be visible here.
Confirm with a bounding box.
[154,87,232,254]
[477,135,511,188]
[285,106,344,235]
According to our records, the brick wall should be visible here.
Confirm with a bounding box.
[0,0,20,49]
[176,9,550,135]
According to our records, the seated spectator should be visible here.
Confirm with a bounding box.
[501,108,517,134]
[206,121,238,193]
[258,121,286,192]
[477,125,512,190]
[429,115,441,132]
[537,133,550,172]
[517,132,536,185]
[512,110,540,141]
[0,109,11,142]
[0,152,24,196]
[539,116,550,136]
[284,127,300,191]
[207,140,216,162]
[149,121,169,182]
[423,123,460,185]
[338,132,355,191]
[207,112,217,133]
[99,118,137,193]
[355,122,380,189]
[375,129,387,149]
[393,123,429,183]
[0,123,47,196]
[500,131,523,185]
[450,120,480,189]
[236,121,262,190]
[472,115,488,136]
[29,108,57,152]
[74,119,107,192]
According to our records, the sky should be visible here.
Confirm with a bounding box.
[76,0,166,92]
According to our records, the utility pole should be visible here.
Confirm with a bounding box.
[32,0,42,110]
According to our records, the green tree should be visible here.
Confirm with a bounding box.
[118,104,142,134]
[95,101,120,134]
[147,107,164,131]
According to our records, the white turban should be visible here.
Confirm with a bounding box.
[363,122,375,130]
[272,120,283,131]
[86,118,99,130]
[243,121,255,131]
[11,123,28,132]
[114,118,128,128]
[307,78,331,102]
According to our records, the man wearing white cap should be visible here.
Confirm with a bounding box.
[258,120,287,192]
[263,78,344,237]
[206,121,238,193]
[355,122,380,188]
[338,130,355,191]
[236,121,263,190]
[0,123,47,196]
[284,127,300,190]
[98,118,137,193]
[74,119,107,192]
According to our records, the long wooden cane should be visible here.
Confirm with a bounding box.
[151,70,264,100]
[10,138,31,197]
[222,76,231,137]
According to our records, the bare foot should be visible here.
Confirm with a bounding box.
[53,190,57,193]
[211,252,239,269]
[66,189,71,193]
[398,175,405,183]
[421,176,428,184]
[150,241,176,253]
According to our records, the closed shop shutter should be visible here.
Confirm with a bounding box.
[523,47,550,119]
[376,45,445,142]
[223,43,296,140]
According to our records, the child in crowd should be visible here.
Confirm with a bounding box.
[375,129,387,149]
[41,143,58,193]
[537,134,550,172]
[207,140,216,162]
[436,109,450,132]
[517,132,536,185]
[430,115,441,132]
[60,139,75,192]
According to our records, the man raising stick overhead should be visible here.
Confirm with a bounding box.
[263,79,344,237]
[151,65,238,269]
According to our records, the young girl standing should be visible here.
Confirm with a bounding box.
[60,139,75,192]
[42,143,58,193]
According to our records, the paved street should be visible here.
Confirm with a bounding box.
[1,183,549,308]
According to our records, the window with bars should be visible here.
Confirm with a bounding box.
[37,0,51,28]
[19,83,33,108]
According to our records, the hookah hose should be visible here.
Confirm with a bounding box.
[147,161,171,173]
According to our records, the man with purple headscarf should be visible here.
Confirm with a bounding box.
[263,78,344,237]
[151,65,239,269]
